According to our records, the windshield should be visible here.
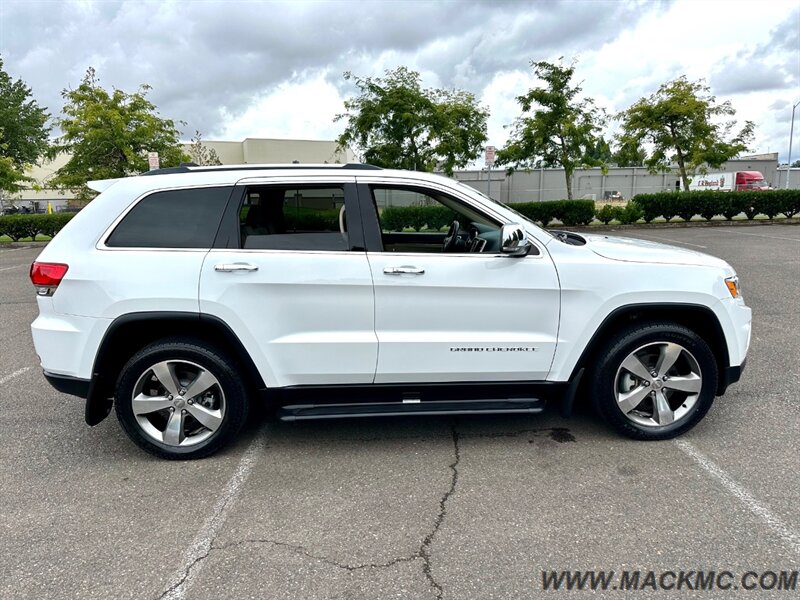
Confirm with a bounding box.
[744,179,767,188]
[454,181,555,238]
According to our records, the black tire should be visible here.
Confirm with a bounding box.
[115,337,249,459]
[590,322,717,440]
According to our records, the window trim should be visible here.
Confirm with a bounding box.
[98,184,235,251]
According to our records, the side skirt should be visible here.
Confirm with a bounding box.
[263,380,569,422]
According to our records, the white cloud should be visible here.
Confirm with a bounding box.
[1,0,798,161]
[220,71,344,141]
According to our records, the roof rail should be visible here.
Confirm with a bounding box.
[140,162,382,176]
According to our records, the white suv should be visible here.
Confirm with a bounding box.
[30,164,751,459]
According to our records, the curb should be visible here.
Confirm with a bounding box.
[556,217,800,232]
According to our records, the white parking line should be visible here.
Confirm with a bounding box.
[674,439,800,555]
[702,229,800,242]
[631,234,707,248]
[0,264,28,273]
[0,367,31,385]
[162,432,266,600]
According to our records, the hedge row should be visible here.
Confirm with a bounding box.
[512,199,597,227]
[380,200,600,229]
[0,213,76,241]
[631,190,800,223]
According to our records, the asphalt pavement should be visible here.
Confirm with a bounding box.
[1,224,798,599]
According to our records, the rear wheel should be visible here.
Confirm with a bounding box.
[591,322,717,440]
[115,338,248,459]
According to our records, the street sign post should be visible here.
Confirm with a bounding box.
[485,146,496,199]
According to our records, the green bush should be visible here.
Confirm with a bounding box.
[617,203,643,224]
[0,212,76,241]
[755,194,782,220]
[510,199,594,227]
[696,194,722,221]
[380,205,458,232]
[632,190,800,223]
[284,208,340,231]
[631,194,664,223]
[554,199,595,226]
[595,204,617,225]
[778,192,800,219]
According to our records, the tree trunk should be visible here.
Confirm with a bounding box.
[674,147,690,191]
[564,168,573,200]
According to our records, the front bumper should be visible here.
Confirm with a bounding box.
[717,358,746,396]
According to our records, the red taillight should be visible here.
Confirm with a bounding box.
[30,262,69,295]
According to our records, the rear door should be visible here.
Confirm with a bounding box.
[199,177,377,387]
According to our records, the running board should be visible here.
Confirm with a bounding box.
[277,398,545,421]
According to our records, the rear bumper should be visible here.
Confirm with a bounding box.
[43,370,91,398]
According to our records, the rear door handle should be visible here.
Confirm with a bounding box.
[214,263,259,272]
[383,266,425,275]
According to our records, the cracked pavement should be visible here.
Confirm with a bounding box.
[1,225,799,599]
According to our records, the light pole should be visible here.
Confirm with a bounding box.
[787,100,800,190]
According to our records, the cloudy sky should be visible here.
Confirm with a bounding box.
[1,0,799,162]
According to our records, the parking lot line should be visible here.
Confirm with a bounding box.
[627,233,707,248]
[0,264,28,273]
[674,439,800,555]
[0,367,30,385]
[161,432,266,600]
[702,228,800,242]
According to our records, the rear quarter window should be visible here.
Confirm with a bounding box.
[106,186,231,248]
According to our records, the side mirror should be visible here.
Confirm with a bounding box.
[500,223,532,257]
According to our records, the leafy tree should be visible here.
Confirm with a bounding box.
[50,68,188,200]
[188,130,222,166]
[584,136,613,164]
[335,67,488,175]
[611,138,647,167]
[0,57,51,195]
[617,77,754,191]
[0,152,28,195]
[791,159,800,168]
[495,58,607,200]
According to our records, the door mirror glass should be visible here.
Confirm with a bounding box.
[501,224,531,257]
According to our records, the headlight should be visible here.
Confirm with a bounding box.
[725,276,740,298]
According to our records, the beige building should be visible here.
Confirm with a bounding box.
[3,137,356,211]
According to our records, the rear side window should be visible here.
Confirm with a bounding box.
[239,186,349,251]
[106,187,231,248]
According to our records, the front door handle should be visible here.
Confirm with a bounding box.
[383,266,425,275]
[214,263,259,272]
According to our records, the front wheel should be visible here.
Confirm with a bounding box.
[590,322,718,440]
[115,338,249,459]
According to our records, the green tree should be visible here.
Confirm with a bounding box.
[0,152,28,195]
[188,130,222,166]
[611,138,647,167]
[584,136,613,163]
[495,58,607,200]
[0,57,51,195]
[617,77,754,191]
[335,67,488,175]
[50,68,188,200]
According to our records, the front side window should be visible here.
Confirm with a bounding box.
[371,186,501,254]
[106,186,231,248]
[239,186,349,251]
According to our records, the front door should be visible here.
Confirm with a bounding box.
[358,182,560,384]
